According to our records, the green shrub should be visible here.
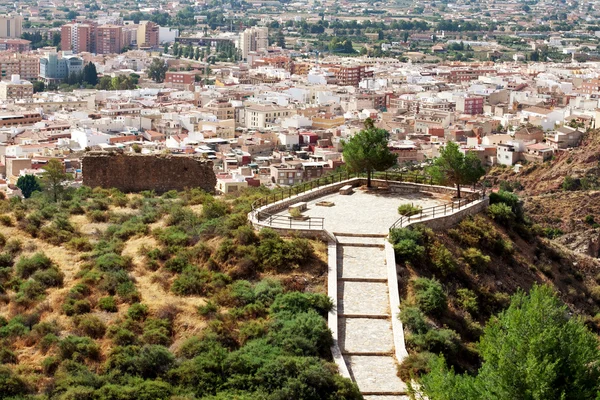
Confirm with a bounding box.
[98,296,118,312]
[116,281,141,303]
[409,328,460,354]
[15,252,52,278]
[87,210,110,223]
[270,292,333,317]
[0,366,29,397]
[413,278,447,315]
[31,266,64,288]
[108,327,138,346]
[42,356,60,375]
[430,244,456,276]
[562,176,581,191]
[393,239,425,263]
[4,238,22,255]
[399,306,429,334]
[456,288,478,314]
[198,301,219,317]
[543,227,564,239]
[67,237,93,252]
[96,253,131,272]
[75,315,106,339]
[398,203,423,216]
[202,199,229,220]
[0,346,17,363]
[127,303,149,321]
[62,299,92,316]
[487,203,515,225]
[14,280,46,304]
[462,248,491,270]
[164,256,189,273]
[397,351,436,381]
[0,215,12,227]
[58,335,100,361]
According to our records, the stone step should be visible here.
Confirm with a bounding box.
[333,232,389,238]
[339,246,387,280]
[339,314,390,319]
[343,351,393,356]
[338,277,388,283]
[338,281,390,316]
[339,317,394,354]
[339,241,385,248]
[362,393,411,398]
[346,355,408,395]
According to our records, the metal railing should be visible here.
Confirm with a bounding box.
[251,170,433,211]
[258,213,325,230]
[389,191,483,231]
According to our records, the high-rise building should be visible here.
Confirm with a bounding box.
[239,27,268,60]
[96,25,123,54]
[0,53,39,80]
[61,23,94,53]
[137,21,159,48]
[0,15,23,38]
[39,52,84,83]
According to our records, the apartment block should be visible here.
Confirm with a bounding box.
[0,75,33,101]
[61,23,95,53]
[239,27,268,59]
[96,25,123,55]
[0,38,30,52]
[137,21,159,48]
[0,53,39,80]
[456,96,484,115]
[0,15,23,38]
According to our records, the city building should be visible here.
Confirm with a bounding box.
[0,111,42,127]
[0,15,23,38]
[239,27,268,59]
[39,52,84,83]
[61,22,95,53]
[165,71,199,90]
[137,21,159,48]
[0,53,39,80]
[96,25,123,55]
[456,96,484,115]
[0,75,33,101]
[159,27,179,44]
[0,38,30,52]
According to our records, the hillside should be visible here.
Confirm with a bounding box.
[0,187,360,399]
[392,203,600,379]
[485,129,600,254]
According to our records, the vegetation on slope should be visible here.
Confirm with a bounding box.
[390,191,600,393]
[0,186,360,399]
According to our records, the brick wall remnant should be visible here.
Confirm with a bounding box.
[82,152,217,193]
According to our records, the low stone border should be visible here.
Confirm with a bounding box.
[327,235,351,379]
[385,240,409,363]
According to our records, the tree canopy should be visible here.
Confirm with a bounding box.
[428,141,484,198]
[42,159,70,202]
[147,58,168,83]
[342,118,397,187]
[16,174,42,199]
[421,285,600,400]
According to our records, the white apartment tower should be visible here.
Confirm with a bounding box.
[239,27,268,60]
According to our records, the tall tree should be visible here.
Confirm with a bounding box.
[83,62,98,86]
[342,118,397,187]
[16,174,42,198]
[428,141,484,198]
[147,58,168,83]
[42,159,70,202]
[422,285,600,400]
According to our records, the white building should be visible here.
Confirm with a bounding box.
[70,128,111,149]
[239,27,268,59]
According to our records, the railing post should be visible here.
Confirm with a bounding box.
[433,207,435,218]
[290,217,292,229]
[309,219,311,229]
[444,204,447,215]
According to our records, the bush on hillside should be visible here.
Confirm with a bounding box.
[413,278,447,315]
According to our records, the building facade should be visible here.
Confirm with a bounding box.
[0,53,39,80]
[39,52,84,83]
[96,25,123,55]
[0,75,33,101]
[239,27,268,60]
[61,23,94,53]
[137,21,159,48]
[0,15,23,38]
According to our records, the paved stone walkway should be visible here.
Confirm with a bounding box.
[336,233,409,399]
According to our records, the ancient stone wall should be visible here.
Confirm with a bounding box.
[82,152,217,193]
